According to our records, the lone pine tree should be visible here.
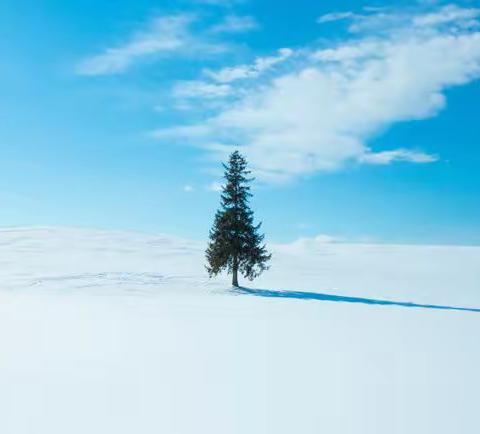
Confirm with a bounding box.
[206,151,271,287]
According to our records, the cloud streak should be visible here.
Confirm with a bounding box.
[76,14,229,76]
[210,15,259,33]
[317,11,356,24]
[204,48,293,83]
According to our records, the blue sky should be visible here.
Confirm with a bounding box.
[0,0,479,244]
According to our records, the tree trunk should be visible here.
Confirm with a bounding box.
[232,257,239,287]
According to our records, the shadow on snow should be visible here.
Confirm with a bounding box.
[234,287,480,313]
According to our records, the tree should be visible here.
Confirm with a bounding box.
[206,151,271,287]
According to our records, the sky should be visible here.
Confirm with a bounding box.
[0,0,479,244]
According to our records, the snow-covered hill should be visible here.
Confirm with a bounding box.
[1,227,479,434]
[1,226,479,305]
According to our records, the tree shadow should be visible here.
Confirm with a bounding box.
[235,287,480,313]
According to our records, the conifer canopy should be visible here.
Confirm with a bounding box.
[206,151,271,287]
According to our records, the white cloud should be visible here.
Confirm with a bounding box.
[173,80,233,99]
[76,14,227,76]
[359,149,439,165]
[211,15,259,33]
[204,48,294,83]
[413,4,480,28]
[317,11,356,24]
[153,5,480,182]
[311,40,385,62]
[207,181,224,192]
[347,4,480,34]
[183,184,195,192]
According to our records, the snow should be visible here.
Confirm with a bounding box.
[0,227,479,434]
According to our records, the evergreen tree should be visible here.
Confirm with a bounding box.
[206,151,271,287]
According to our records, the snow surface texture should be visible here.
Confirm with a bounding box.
[1,227,479,434]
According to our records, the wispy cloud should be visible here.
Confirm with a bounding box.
[359,149,439,165]
[204,48,293,83]
[76,14,228,76]
[153,4,480,182]
[347,3,480,33]
[413,4,480,27]
[207,181,224,192]
[210,14,259,33]
[317,11,356,24]
[169,48,293,109]
[173,80,233,100]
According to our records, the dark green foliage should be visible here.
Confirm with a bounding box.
[206,151,271,287]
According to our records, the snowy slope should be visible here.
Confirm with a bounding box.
[0,227,479,434]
